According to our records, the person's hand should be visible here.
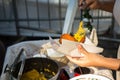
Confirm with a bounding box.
[66,44,104,67]
[78,0,101,10]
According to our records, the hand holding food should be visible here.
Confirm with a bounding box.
[66,44,104,67]
[59,7,93,44]
[59,21,86,44]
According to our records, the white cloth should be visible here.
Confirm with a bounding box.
[113,0,120,80]
[113,0,120,26]
[116,45,120,80]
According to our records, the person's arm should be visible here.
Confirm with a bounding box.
[79,0,115,12]
[66,44,120,71]
[99,0,115,12]
[97,57,120,70]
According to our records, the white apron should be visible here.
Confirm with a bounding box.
[113,0,120,26]
[113,0,120,79]
[116,45,120,80]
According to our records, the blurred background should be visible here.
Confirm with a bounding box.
[0,0,120,79]
[0,0,119,43]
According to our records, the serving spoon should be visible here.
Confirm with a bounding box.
[4,48,25,80]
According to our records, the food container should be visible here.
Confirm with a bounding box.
[70,74,111,80]
[74,67,94,77]
[11,57,60,80]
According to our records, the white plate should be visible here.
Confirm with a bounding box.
[70,74,111,80]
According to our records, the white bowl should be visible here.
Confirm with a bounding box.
[70,74,111,80]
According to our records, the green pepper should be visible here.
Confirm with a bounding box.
[82,8,93,32]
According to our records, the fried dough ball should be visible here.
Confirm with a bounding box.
[59,34,76,44]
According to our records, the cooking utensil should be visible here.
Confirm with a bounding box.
[11,57,60,80]
[74,67,92,77]
[17,50,26,80]
[4,48,24,80]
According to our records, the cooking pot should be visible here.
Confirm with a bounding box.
[11,57,60,80]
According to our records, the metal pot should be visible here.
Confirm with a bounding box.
[11,57,60,80]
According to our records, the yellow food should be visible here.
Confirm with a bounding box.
[73,21,86,43]
[20,69,47,80]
